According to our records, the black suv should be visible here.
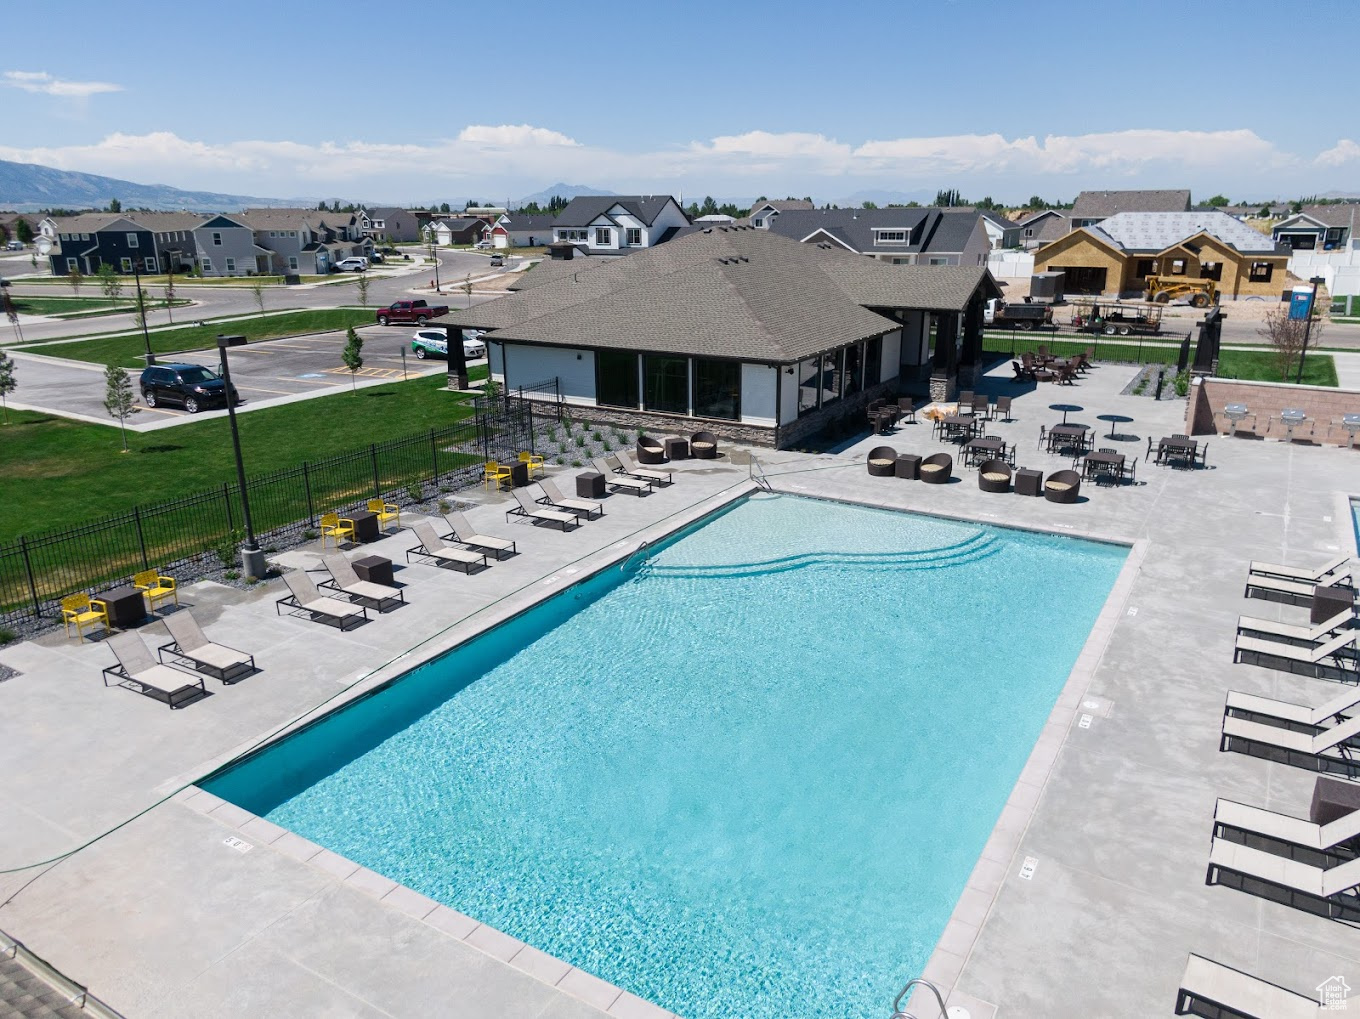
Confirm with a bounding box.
[139,363,238,413]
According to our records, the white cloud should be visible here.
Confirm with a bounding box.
[456,124,579,148]
[1316,139,1360,167]
[2,70,122,98]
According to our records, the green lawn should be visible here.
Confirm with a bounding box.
[0,368,486,542]
[9,296,191,318]
[21,308,375,367]
[1216,349,1338,387]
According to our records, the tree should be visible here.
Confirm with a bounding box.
[102,363,138,450]
[97,263,123,301]
[317,200,328,211]
[68,265,84,295]
[249,278,266,315]
[356,272,371,308]
[461,273,473,309]
[934,188,963,207]
[108,198,121,213]
[1206,194,1230,207]
[1258,303,1325,381]
[164,268,176,324]
[860,200,878,210]
[1,290,20,345]
[1291,200,1303,214]
[15,218,33,244]
[1257,206,1271,219]
[440,202,452,213]
[0,348,14,424]
[686,201,700,219]
[341,326,364,393]
[700,196,719,217]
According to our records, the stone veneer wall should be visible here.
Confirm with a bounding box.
[1186,376,1360,443]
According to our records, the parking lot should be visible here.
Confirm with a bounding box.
[7,324,478,430]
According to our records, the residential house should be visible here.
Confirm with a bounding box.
[977,210,1022,249]
[47,212,201,275]
[764,207,995,267]
[424,217,489,246]
[1032,211,1289,298]
[550,195,689,253]
[456,225,1000,447]
[237,209,371,275]
[0,212,43,244]
[465,207,508,225]
[192,215,270,277]
[1014,209,1070,250]
[358,207,420,243]
[1271,205,1359,251]
[490,213,558,248]
[748,199,814,229]
[1068,189,1192,228]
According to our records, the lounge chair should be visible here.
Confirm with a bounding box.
[536,478,602,520]
[616,449,675,485]
[1207,830,1360,922]
[690,430,720,458]
[407,520,491,571]
[1250,554,1352,585]
[1225,684,1360,728]
[1213,795,1360,868]
[441,511,516,560]
[1233,628,1359,678]
[321,553,405,612]
[1236,608,1354,643]
[506,488,579,530]
[977,459,1011,493]
[919,452,952,485]
[1220,712,1360,778]
[591,456,653,496]
[1244,571,1343,605]
[635,435,667,464]
[1174,953,1320,1019]
[866,445,897,477]
[276,571,368,629]
[1043,469,1081,503]
[158,610,256,683]
[103,631,206,709]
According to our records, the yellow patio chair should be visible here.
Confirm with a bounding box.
[367,498,401,531]
[483,461,513,490]
[133,568,178,613]
[320,512,356,549]
[61,593,110,641]
[518,451,545,478]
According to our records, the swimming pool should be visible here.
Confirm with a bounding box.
[205,494,1127,1018]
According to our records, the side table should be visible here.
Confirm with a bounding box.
[97,585,148,628]
[1311,776,1360,825]
[352,555,394,587]
[663,437,689,460]
[1015,468,1044,497]
[509,462,530,488]
[1313,584,1356,626]
[576,472,606,499]
[894,454,921,480]
[349,510,380,543]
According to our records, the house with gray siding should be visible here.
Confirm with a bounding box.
[193,215,268,276]
[765,207,995,267]
[358,207,420,243]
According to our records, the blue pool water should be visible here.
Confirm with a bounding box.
[1352,499,1360,553]
[206,494,1127,1018]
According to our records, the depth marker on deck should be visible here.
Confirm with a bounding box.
[1018,856,1038,880]
[1078,714,1093,729]
[223,837,253,853]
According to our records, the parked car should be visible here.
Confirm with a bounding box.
[4,240,23,251]
[368,251,384,264]
[139,363,238,413]
[376,299,448,326]
[474,239,493,250]
[489,254,505,267]
[335,257,368,272]
[411,328,487,361]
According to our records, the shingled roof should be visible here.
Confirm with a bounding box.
[1087,211,1282,254]
[1071,190,1192,218]
[464,226,997,363]
[764,207,990,257]
[553,195,682,227]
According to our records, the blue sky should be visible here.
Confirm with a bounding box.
[3,0,1357,205]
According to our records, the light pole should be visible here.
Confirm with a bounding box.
[217,334,266,580]
[429,235,442,294]
[1295,275,1326,385]
[399,345,408,381]
[133,256,154,366]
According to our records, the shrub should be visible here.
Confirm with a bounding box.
[223,569,241,581]
[407,482,424,502]
[437,498,451,515]
[244,575,260,586]
[1173,370,1191,398]
[575,434,586,447]
[302,528,318,541]
[571,459,583,467]
[0,627,16,646]
[592,429,603,442]
[214,530,242,567]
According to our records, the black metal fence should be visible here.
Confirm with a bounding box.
[0,383,562,626]
[983,330,1195,367]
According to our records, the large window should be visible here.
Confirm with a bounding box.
[1249,261,1274,282]
[1134,259,1155,279]
[595,227,612,246]
[626,228,642,246]
[120,257,132,272]
[596,350,639,408]
[1199,261,1222,281]
[874,230,907,244]
[692,359,741,420]
[643,355,688,414]
[144,257,157,272]
[127,233,139,248]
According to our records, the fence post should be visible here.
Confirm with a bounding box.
[223,482,234,530]
[430,429,439,483]
[526,401,535,456]
[370,444,380,499]
[302,462,315,524]
[19,535,41,618]
[133,506,149,569]
[1137,335,1143,363]
[1177,333,1191,374]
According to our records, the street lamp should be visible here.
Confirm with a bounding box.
[1295,275,1326,385]
[216,334,266,580]
[428,234,442,294]
[133,256,154,366]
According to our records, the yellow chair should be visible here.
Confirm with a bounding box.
[133,569,178,613]
[367,498,401,531]
[518,451,545,478]
[61,593,110,641]
[483,461,513,490]
[320,512,356,549]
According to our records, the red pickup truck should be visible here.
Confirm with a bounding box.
[375,300,449,326]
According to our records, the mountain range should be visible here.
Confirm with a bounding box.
[0,158,302,211]
[514,182,613,207]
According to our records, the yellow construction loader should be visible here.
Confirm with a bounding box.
[1143,276,1217,308]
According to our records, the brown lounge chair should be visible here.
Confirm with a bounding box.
[158,609,257,683]
[919,452,952,484]
[635,435,667,464]
[866,445,897,477]
[978,459,1011,493]
[1043,469,1081,503]
[690,430,720,458]
[103,630,206,709]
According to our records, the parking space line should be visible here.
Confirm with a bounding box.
[283,376,342,385]
[140,406,185,417]
[234,384,298,395]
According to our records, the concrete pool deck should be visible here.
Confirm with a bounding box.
[1,357,1358,1017]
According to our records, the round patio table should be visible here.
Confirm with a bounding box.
[1049,402,1083,424]
[1097,413,1134,439]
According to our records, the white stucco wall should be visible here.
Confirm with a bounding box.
[740,363,777,425]
[897,311,928,366]
[779,363,798,424]
[880,330,902,380]
[491,343,597,405]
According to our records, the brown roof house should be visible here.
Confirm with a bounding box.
[1033,211,1289,298]
[455,225,1000,445]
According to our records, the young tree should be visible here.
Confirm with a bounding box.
[356,271,371,308]
[1206,194,1230,207]
[164,272,176,324]
[68,265,84,295]
[1258,303,1326,381]
[102,363,139,450]
[15,218,33,244]
[1,290,21,345]
[341,326,364,393]
[97,263,123,301]
[461,273,473,309]
[108,198,122,213]
[249,277,266,315]
[0,348,15,424]
[860,200,878,210]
